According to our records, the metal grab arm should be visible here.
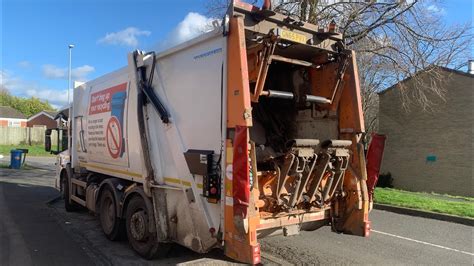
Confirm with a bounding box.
[134,51,170,124]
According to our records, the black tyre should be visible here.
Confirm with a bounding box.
[125,196,169,259]
[99,188,125,241]
[61,174,79,212]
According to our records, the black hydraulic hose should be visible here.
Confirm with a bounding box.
[141,84,170,124]
[138,52,170,124]
[133,51,155,197]
[137,86,154,178]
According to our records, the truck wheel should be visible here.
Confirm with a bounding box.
[125,196,169,259]
[62,175,79,212]
[99,188,124,241]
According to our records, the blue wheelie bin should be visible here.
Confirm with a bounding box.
[10,149,23,169]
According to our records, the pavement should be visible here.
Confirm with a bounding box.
[1,156,473,265]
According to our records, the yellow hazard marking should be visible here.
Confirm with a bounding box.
[164,177,203,189]
[80,163,203,189]
[226,147,233,163]
[80,162,143,178]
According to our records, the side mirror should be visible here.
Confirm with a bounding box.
[61,130,68,152]
[45,129,52,152]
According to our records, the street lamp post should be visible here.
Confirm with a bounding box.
[68,44,74,104]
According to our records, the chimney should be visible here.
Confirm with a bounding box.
[469,60,474,75]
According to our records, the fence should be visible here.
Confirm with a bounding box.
[0,126,57,145]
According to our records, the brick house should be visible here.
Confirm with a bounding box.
[378,67,473,196]
[0,106,27,127]
[27,110,58,129]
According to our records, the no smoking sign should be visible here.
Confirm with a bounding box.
[106,116,123,159]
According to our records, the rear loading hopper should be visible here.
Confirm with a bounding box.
[56,1,378,264]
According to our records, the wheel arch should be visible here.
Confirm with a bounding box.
[122,186,156,234]
[95,178,128,217]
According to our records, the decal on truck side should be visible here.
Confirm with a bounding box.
[193,48,222,60]
[106,116,122,158]
[87,83,128,160]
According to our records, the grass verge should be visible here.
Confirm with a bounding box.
[374,187,474,218]
[0,144,56,157]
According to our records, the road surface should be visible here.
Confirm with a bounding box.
[0,159,94,266]
[1,157,472,265]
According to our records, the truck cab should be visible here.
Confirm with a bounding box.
[45,106,71,191]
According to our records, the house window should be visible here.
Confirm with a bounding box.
[8,120,21,127]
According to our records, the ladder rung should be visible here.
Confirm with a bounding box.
[71,195,86,206]
[71,178,87,188]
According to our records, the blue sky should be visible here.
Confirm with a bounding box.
[0,0,472,108]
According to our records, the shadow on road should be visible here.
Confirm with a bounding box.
[49,197,235,265]
[0,180,95,266]
[1,165,239,265]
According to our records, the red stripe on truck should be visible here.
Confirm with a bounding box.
[233,125,250,219]
[366,133,386,201]
[89,83,127,115]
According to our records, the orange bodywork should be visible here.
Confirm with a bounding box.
[226,16,252,129]
[224,4,370,264]
[336,52,370,236]
[224,16,260,264]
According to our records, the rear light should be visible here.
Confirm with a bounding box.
[328,20,337,33]
[262,0,271,10]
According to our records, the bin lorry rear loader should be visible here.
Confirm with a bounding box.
[47,1,385,264]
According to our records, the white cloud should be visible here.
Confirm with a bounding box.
[0,69,68,107]
[155,12,217,51]
[17,61,31,68]
[72,65,95,80]
[42,64,66,79]
[426,4,446,15]
[25,88,69,108]
[1,69,29,92]
[42,64,95,81]
[98,27,151,47]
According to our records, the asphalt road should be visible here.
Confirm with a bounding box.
[0,159,94,266]
[1,157,473,265]
[261,211,473,265]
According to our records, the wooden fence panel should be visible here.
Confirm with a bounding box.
[0,127,56,145]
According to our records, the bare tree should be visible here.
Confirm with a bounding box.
[206,0,472,132]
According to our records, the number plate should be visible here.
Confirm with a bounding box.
[278,29,307,44]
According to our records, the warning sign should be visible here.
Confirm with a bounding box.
[106,116,122,159]
[86,82,128,165]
